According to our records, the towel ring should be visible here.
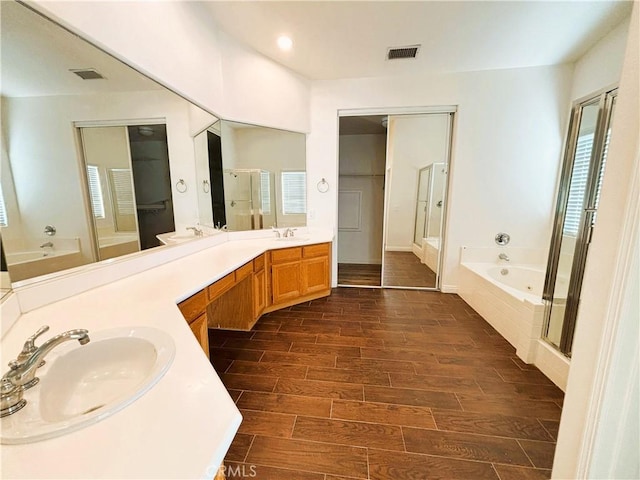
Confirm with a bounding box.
[176,179,187,193]
[317,178,329,193]
[202,180,210,193]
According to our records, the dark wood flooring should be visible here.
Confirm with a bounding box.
[211,288,562,480]
[338,263,382,286]
[383,251,436,288]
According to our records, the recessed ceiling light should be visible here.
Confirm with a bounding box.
[277,35,293,51]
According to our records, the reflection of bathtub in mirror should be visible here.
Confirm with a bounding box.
[422,237,440,272]
[6,238,83,282]
[98,233,140,261]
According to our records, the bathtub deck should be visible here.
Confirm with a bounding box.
[212,287,562,480]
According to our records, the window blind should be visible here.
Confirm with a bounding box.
[109,169,135,216]
[0,184,7,227]
[281,171,306,215]
[260,171,271,215]
[86,165,105,219]
[563,133,594,236]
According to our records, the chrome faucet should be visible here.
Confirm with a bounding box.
[498,252,510,262]
[186,226,203,237]
[1,328,90,417]
[12,325,50,389]
[282,228,296,238]
[272,226,281,238]
[39,241,53,248]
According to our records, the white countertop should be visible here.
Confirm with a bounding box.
[0,228,333,479]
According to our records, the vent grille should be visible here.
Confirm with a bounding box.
[387,45,420,60]
[70,68,105,80]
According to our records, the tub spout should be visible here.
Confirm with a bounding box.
[498,253,510,262]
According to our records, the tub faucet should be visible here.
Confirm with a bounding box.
[40,241,53,248]
[1,329,90,417]
[498,252,510,262]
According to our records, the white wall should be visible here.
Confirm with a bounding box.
[308,65,573,289]
[552,6,638,478]
[338,134,386,264]
[570,17,630,101]
[30,1,310,133]
[3,90,201,262]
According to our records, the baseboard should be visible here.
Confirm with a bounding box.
[441,284,458,294]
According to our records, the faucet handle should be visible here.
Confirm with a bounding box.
[16,325,49,364]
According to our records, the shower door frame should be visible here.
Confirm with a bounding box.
[542,86,618,355]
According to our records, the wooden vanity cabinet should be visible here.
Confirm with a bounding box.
[268,242,331,310]
[178,242,331,335]
[177,290,209,357]
[253,253,267,318]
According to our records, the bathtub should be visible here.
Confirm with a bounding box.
[7,249,84,282]
[459,261,545,361]
[98,233,139,260]
[458,259,570,390]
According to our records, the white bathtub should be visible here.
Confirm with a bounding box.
[7,249,84,282]
[458,260,570,390]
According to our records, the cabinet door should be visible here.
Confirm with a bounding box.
[189,313,209,358]
[253,269,266,318]
[301,255,330,295]
[271,261,302,305]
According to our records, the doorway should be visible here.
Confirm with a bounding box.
[543,87,617,355]
[337,109,454,290]
[79,123,175,261]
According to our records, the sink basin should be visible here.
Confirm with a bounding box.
[1,326,175,444]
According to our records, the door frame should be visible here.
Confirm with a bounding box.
[337,106,457,290]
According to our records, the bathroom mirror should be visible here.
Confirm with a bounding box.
[337,112,453,290]
[194,120,307,231]
[0,1,216,284]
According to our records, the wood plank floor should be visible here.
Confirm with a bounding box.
[211,288,562,480]
[338,263,382,286]
[383,251,436,288]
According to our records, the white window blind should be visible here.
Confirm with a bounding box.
[109,169,135,216]
[563,133,594,236]
[592,129,611,225]
[0,183,7,226]
[281,171,306,215]
[260,171,271,214]
[86,165,105,219]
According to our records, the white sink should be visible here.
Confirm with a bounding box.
[1,326,175,444]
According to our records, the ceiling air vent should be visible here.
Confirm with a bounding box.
[70,68,105,80]
[386,45,420,60]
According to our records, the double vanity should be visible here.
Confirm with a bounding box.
[0,228,333,479]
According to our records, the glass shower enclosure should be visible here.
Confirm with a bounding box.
[223,169,275,231]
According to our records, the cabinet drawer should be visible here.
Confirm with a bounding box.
[303,243,330,258]
[235,261,254,282]
[253,253,265,272]
[178,289,207,323]
[271,247,302,264]
[207,272,235,300]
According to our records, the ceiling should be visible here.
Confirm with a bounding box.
[0,2,161,97]
[202,1,633,81]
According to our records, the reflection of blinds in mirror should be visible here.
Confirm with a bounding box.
[0,183,7,226]
[563,133,594,236]
[282,171,306,214]
[260,171,271,215]
[109,169,135,216]
[86,165,105,219]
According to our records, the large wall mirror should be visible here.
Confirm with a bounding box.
[194,120,307,231]
[0,1,307,286]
